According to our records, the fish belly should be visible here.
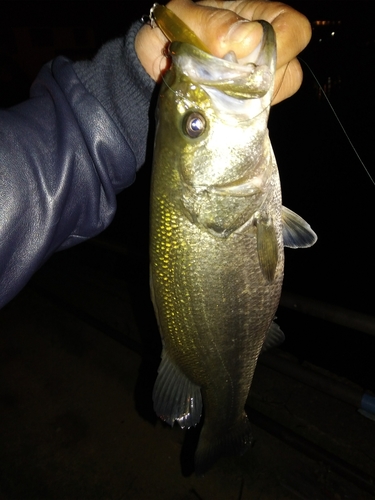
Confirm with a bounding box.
[150,158,284,472]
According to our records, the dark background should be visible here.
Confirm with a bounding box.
[1,0,374,389]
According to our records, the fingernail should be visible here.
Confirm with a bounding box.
[225,20,258,44]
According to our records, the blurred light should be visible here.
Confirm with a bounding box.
[313,20,342,26]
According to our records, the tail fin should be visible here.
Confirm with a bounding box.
[194,414,253,475]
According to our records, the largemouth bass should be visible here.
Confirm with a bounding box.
[150,17,316,474]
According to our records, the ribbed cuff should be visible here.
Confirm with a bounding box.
[73,21,156,170]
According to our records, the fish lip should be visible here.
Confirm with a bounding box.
[169,20,276,99]
[253,20,277,69]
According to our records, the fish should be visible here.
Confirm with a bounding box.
[149,16,317,474]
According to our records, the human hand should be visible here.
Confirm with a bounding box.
[135,0,311,105]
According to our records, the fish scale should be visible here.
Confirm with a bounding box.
[149,12,317,474]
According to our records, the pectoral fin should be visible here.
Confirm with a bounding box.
[153,349,202,429]
[256,214,279,282]
[282,206,317,248]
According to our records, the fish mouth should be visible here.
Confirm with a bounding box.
[169,20,276,100]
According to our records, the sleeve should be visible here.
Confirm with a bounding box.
[0,21,156,309]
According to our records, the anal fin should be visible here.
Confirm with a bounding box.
[261,320,285,353]
[153,349,202,429]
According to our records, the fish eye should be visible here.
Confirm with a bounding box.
[183,112,206,139]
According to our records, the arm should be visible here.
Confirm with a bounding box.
[0,22,154,308]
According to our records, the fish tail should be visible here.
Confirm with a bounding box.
[194,414,253,475]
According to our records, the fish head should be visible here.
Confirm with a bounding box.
[155,21,278,236]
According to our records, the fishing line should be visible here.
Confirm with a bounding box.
[158,55,187,103]
[270,61,289,107]
[299,57,375,187]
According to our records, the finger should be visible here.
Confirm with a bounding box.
[166,0,264,59]
[197,1,312,71]
[273,57,304,105]
[255,2,312,70]
[135,23,171,82]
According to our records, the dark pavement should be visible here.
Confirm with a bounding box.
[0,235,374,499]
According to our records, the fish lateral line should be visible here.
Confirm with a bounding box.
[298,57,375,188]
